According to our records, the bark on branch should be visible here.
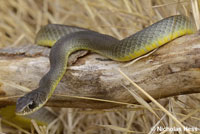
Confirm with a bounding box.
[0,33,200,109]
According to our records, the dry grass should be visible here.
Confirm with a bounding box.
[0,0,200,134]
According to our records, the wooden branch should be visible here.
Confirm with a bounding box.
[0,33,200,109]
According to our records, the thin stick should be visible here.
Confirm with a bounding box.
[122,48,157,67]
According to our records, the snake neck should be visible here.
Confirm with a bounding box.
[37,55,70,99]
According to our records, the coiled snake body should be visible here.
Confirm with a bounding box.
[16,15,196,115]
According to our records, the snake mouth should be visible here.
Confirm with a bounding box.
[16,100,37,115]
[16,100,47,116]
[16,106,33,116]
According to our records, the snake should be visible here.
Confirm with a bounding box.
[16,15,196,115]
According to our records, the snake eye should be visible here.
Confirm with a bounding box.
[28,101,36,109]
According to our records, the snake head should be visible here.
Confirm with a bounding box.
[16,89,47,115]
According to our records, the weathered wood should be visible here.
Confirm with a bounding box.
[0,33,200,109]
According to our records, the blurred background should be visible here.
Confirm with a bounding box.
[0,0,200,134]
